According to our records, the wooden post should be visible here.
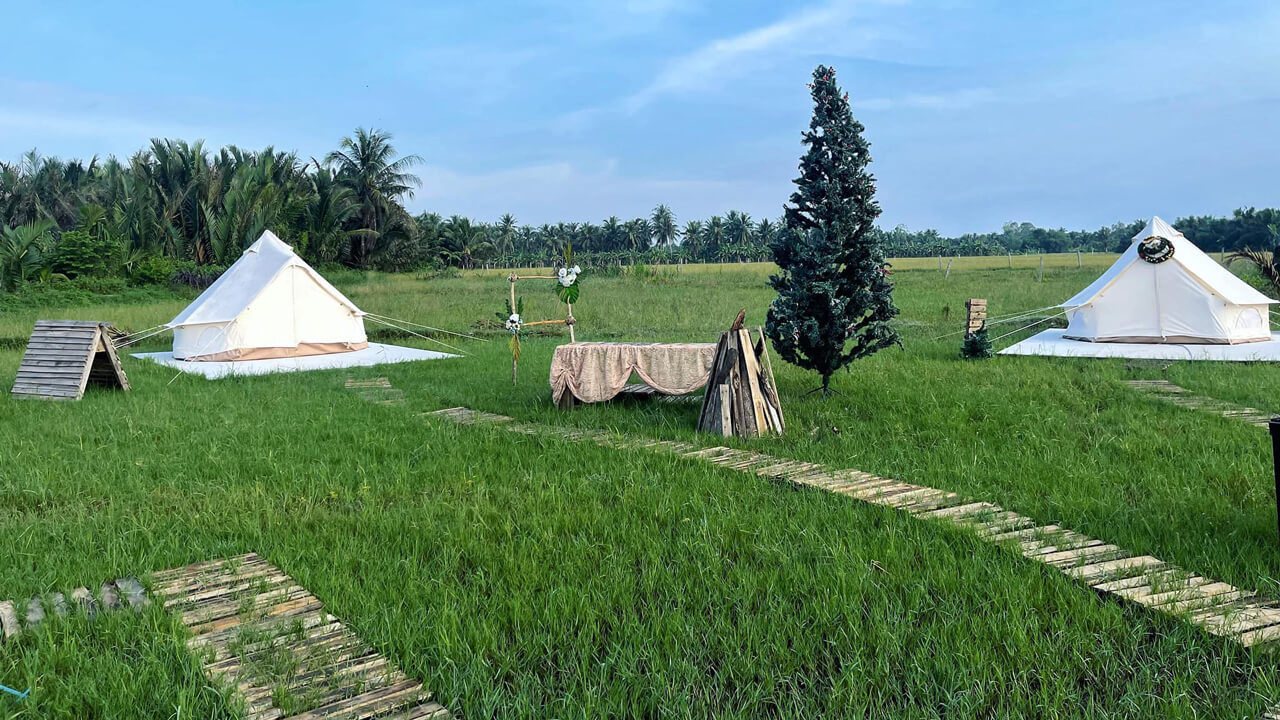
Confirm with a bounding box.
[1076,250,1081,268]
[938,255,943,271]
[1038,254,1044,282]
[944,257,953,279]
[965,299,987,335]
[1008,253,1012,269]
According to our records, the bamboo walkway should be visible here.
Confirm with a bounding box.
[152,553,450,720]
[345,377,405,407]
[426,406,1280,652]
[0,577,148,641]
[1126,380,1272,428]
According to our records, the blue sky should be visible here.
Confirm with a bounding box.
[1,0,1277,235]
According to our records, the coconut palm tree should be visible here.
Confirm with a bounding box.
[440,215,493,269]
[681,220,703,260]
[650,204,676,249]
[703,215,726,259]
[496,213,518,256]
[325,128,423,268]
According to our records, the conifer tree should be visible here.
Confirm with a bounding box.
[960,324,994,359]
[766,65,900,395]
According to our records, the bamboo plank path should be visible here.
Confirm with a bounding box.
[0,577,147,641]
[345,377,405,407]
[618,383,699,404]
[1125,380,1272,428]
[425,406,1280,654]
[153,553,450,720]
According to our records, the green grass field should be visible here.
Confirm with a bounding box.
[2,258,1280,718]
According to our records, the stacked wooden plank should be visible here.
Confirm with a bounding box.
[426,405,1280,653]
[618,383,699,404]
[965,298,987,334]
[11,320,130,400]
[153,553,450,720]
[0,577,147,641]
[1125,380,1272,428]
[696,313,784,438]
[345,376,405,406]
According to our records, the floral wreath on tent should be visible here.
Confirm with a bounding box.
[1138,236,1175,264]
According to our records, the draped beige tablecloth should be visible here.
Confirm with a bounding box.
[550,342,717,406]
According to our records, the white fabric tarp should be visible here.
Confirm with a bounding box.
[133,343,455,379]
[1061,216,1275,344]
[168,231,367,360]
[1001,329,1280,362]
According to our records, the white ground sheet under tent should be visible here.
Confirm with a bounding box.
[1001,216,1280,362]
[1000,329,1280,362]
[134,343,456,379]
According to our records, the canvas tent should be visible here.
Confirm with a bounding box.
[1061,217,1275,344]
[168,231,367,361]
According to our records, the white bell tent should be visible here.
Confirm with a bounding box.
[1002,217,1280,362]
[1061,217,1274,344]
[168,230,368,361]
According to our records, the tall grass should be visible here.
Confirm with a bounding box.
[0,259,1278,717]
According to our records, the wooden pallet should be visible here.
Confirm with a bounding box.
[1125,380,1272,428]
[153,553,450,720]
[11,320,130,400]
[345,376,405,406]
[0,577,147,641]
[618,383,699,404]
[425,406,1280,655]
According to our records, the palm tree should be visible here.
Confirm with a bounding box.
[756,218,775,248]
[1228,225,1280,295]
[326,128,423,268]
[496,213,518,256]
[440,215,493,269]
[601,216,623,252]
[681,220,703,260]
[650,204,676,249]
[0,220,55,290]
[703,215,725,260]
[725,210,752,246]
[302,167,359,264]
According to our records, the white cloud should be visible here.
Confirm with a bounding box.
[624,1,856,111]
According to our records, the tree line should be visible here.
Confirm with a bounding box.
[2,130,1277,291]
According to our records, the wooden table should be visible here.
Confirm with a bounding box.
[550,342,716,409]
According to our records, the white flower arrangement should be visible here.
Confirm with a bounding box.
[557,265,582,287]
[505,313,522,334]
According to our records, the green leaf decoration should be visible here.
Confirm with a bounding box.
[556,282,579,305]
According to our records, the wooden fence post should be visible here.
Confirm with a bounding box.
[1038,254,1044,282]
